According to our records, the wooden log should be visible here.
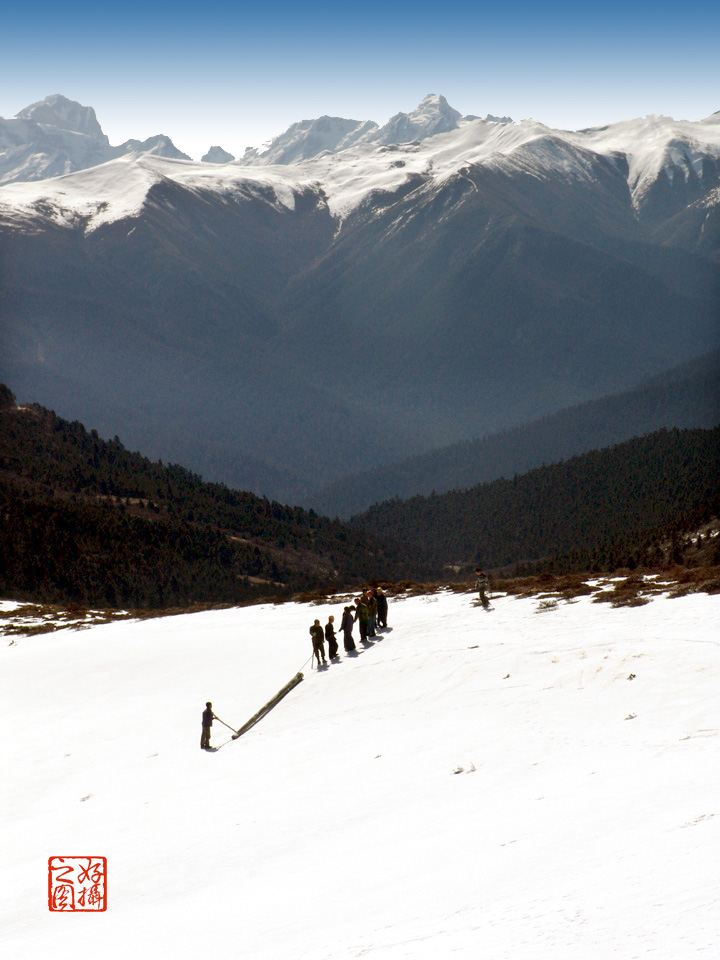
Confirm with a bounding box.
[231,672,304,740]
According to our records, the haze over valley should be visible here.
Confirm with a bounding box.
[1,92,718,506]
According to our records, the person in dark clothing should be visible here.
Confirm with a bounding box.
[201,701,214,749]
[325,615,339,659]
[340,606,356,651]
[475,568,490,607]
[365,589,378,636]
[354,596,369,642]
[310,619,327,665]
[376,587,388,628]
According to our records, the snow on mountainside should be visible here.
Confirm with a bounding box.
[230,97,720,221]
[243,93,490,165]
[116,134,190,161]
[568,113,720,211]
[1,93,719,230]
[372,92,463,144]
[0,94,190,185]
[0,154,309,232]
[2,158,329,244]
[242,116,379,165]
[1,94,719,503]
[1,92,719,228]
[3,585,720,958]
[17,93,106,139]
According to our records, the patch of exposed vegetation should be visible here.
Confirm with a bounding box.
[0,603,135,638]
[3,562,717,641]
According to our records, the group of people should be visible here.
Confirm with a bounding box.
[200,587,391,747]
[309,586,389,666]
[202,573,491,746]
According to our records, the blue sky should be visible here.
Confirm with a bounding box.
[2,0,719,160]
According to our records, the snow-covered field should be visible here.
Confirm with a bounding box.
[2,585,719,958]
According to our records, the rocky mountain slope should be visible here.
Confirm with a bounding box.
[350,425,720,575]
[0,94,190,185]
[310,349,720,516]
[0,385,414,607]
[1,95,718,503]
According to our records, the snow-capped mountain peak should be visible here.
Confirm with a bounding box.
[15,93,107,140]
[3,101,720,232]
[202,146,236,164]
[1,97,718,512]
[119,134,191,161]
[2,93,720,232]
[242,115,381,166]
[373,92,462,145]
[242,95,470,167]
[0,95,190,185]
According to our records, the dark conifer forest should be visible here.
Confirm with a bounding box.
[1,383,718,609]
[0,387,415,607]
[351,427,720,575]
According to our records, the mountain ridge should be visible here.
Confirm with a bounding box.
[0,94,191,185]
[308,349,720,516]
[2,384,717,609]
[0,385,418,607]
[349,425,720,575]
[1,93,718,503]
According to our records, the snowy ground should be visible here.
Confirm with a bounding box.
[2,584,719,958]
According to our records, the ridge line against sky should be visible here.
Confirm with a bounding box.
[2,0,719,161]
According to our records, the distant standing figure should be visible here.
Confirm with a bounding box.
[310,619,327,665]
[340,606,356,651]
[201,701,214,749]
[325,615,339,659]
[376,587,388,628]
[475,568,490,607]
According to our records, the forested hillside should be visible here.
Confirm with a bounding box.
[3,383,717,610]
[351,427,720,574]
[311,349,720,516]
[0,387,417,608]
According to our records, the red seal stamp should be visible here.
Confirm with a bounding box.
[48,857,107,912]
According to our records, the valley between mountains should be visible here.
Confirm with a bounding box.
[1,93,718,505]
